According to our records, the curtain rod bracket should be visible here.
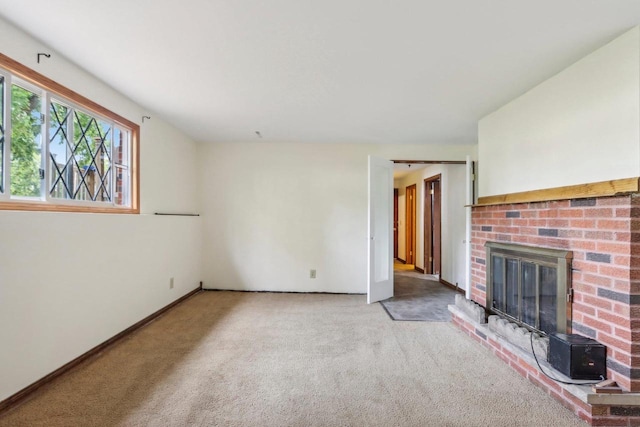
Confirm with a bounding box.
[37,53,50,64]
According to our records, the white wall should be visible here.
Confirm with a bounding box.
[198,142,475,294]
[478,26,640,197]
[0,17,203,401]
[395,164,467,288]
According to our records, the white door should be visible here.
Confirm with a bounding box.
[368,155,394,303]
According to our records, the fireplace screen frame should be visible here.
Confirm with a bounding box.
[485,242,572,336]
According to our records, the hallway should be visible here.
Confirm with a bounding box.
[380,262,458,321]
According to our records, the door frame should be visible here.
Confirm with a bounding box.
[424,174,442,275]
[405,184,416,265]
[393,188,399,259]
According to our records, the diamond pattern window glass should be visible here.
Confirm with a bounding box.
[49,100,123,203]
[49,100,71,199]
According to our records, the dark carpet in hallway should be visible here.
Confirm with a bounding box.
[380,270,458,321]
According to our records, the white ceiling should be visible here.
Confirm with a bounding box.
[393,163,429,180]
[1,1,640,145]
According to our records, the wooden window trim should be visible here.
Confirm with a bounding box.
[0,53,140,214]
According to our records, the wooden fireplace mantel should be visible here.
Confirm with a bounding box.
[476,177,640,206]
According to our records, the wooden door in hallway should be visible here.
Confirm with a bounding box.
[394,188,399,259]
[424,175,442,275]
[405,184,416,265]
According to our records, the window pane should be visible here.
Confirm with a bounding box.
[0,76,4,194]
[114,127,128,166]
[521,262,537,328]
[113,127,130,207]
[95,119,111,202]
[49,100,73,199]
[505,258,519,318]
[11,84,42,197]
[73,110,96,200]
[491,256,504,311]
[539,266,558,334]
[114,165,129,206]
[72,110,112,202]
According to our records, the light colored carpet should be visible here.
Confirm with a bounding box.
[381,271,457,321]
[0,291,586,427]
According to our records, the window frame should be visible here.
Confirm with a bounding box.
[0,53,139,214]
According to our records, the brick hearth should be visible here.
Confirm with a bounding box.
[451,194,640,425]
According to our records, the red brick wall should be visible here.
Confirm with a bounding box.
[471,195,640,392]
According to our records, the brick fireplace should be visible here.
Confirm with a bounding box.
[451,191,640,425]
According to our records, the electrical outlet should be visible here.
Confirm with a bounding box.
[170,277,174,289]
[310,269,316,279]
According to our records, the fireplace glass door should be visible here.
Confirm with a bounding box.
[486,242,571,336]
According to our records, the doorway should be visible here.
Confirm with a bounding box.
[424,175,442,275]
[405,184,416,265]
[369,157,472,305]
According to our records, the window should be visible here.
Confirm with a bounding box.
[0,53,138,213]
[485,242,572,335]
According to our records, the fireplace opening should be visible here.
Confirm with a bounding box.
[485,242,572,336]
